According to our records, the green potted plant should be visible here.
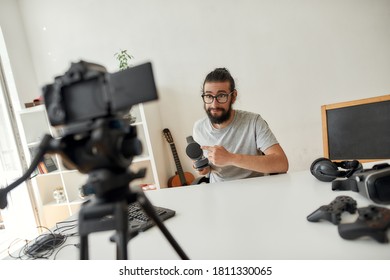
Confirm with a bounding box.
[114,49,134,70]
[115,49,136,124]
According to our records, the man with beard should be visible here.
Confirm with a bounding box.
[192,68,289,183]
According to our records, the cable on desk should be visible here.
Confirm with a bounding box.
[7,238,29,260]
[23,227,67,259]
[6,222,77,260]
[54,219,78,236]
[53,243,80,260]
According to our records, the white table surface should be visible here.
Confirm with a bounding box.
[49,168,390,260]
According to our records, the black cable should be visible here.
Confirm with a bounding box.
[23,228,67,259]
[7,238,29,260]
[7,226,67,259]
[53,243,80,260]
[54,219,78,235]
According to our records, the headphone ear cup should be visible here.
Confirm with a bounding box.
[310,157,340,182]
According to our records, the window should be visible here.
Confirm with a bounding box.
[0,27,38,258]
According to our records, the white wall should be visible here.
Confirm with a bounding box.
[0,0,40,109]
[2,0,390,179]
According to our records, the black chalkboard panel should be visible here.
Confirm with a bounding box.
[322,95,390,161]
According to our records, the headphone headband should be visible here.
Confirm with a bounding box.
[310,158,362,182]
[336,160,360,170]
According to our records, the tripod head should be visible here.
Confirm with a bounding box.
[58,116,148,200]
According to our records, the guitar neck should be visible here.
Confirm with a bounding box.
[169,143,187,185]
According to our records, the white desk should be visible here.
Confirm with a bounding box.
[49,168,390,260]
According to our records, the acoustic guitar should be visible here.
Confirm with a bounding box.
[163,128,195,187]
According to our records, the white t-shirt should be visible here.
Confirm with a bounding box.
[193,110,279,183]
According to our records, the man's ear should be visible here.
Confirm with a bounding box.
[232,90,237,103]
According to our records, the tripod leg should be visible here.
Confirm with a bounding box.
[80,235,89,260]
[78,199,131,260]
[79,204,90,260]
[135,189,189,260]
[114,202,129,260]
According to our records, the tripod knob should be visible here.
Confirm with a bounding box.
[122,137,142,158]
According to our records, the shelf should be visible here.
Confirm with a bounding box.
[133,155,151,163]
[43,200,68,207]
[17,103,165,229]
[69,198,87,205]
[60,169,81,174]
[27,141,41,148]
[32,170,61,177]
[19,104,45,115]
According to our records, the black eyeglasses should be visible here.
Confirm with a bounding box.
[201,92,234,104]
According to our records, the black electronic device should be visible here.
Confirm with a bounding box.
[43,61,157,127]
[185,136,209,170]
[307,196,357,225]
[127,202,175,232]
[332,163,390,205]
[338,205,390,243]
[0,60,189,260]
[310,157,362,182]
[102,201,176,233]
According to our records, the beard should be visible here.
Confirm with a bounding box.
[205,102,233,125]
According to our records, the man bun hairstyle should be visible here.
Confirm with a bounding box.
[203,67,236,93]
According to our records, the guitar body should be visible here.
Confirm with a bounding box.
[168,172,195,188]
[163,128,195,187]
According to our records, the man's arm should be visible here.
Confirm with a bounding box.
[202,144,289,174]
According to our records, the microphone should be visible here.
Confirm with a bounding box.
[186,136,209,170]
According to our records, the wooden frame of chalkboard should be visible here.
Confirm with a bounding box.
[321,94,390,162]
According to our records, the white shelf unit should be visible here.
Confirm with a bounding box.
[17,105,88,228]
[127,102,167,188]
[16,102,168,228]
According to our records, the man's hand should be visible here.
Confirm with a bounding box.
[195,165,210,175]
[201,145,232,166]
[201,144,289,174]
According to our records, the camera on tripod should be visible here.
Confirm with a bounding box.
[41,61,158,178]
[43,60,157,127]
[1,60,189,260]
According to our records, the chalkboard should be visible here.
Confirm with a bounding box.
[321,95,390,161]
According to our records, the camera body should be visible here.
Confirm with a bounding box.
[43,61,157,126]
[40,60,158,176]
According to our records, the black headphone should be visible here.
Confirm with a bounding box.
[310,157,363,182]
